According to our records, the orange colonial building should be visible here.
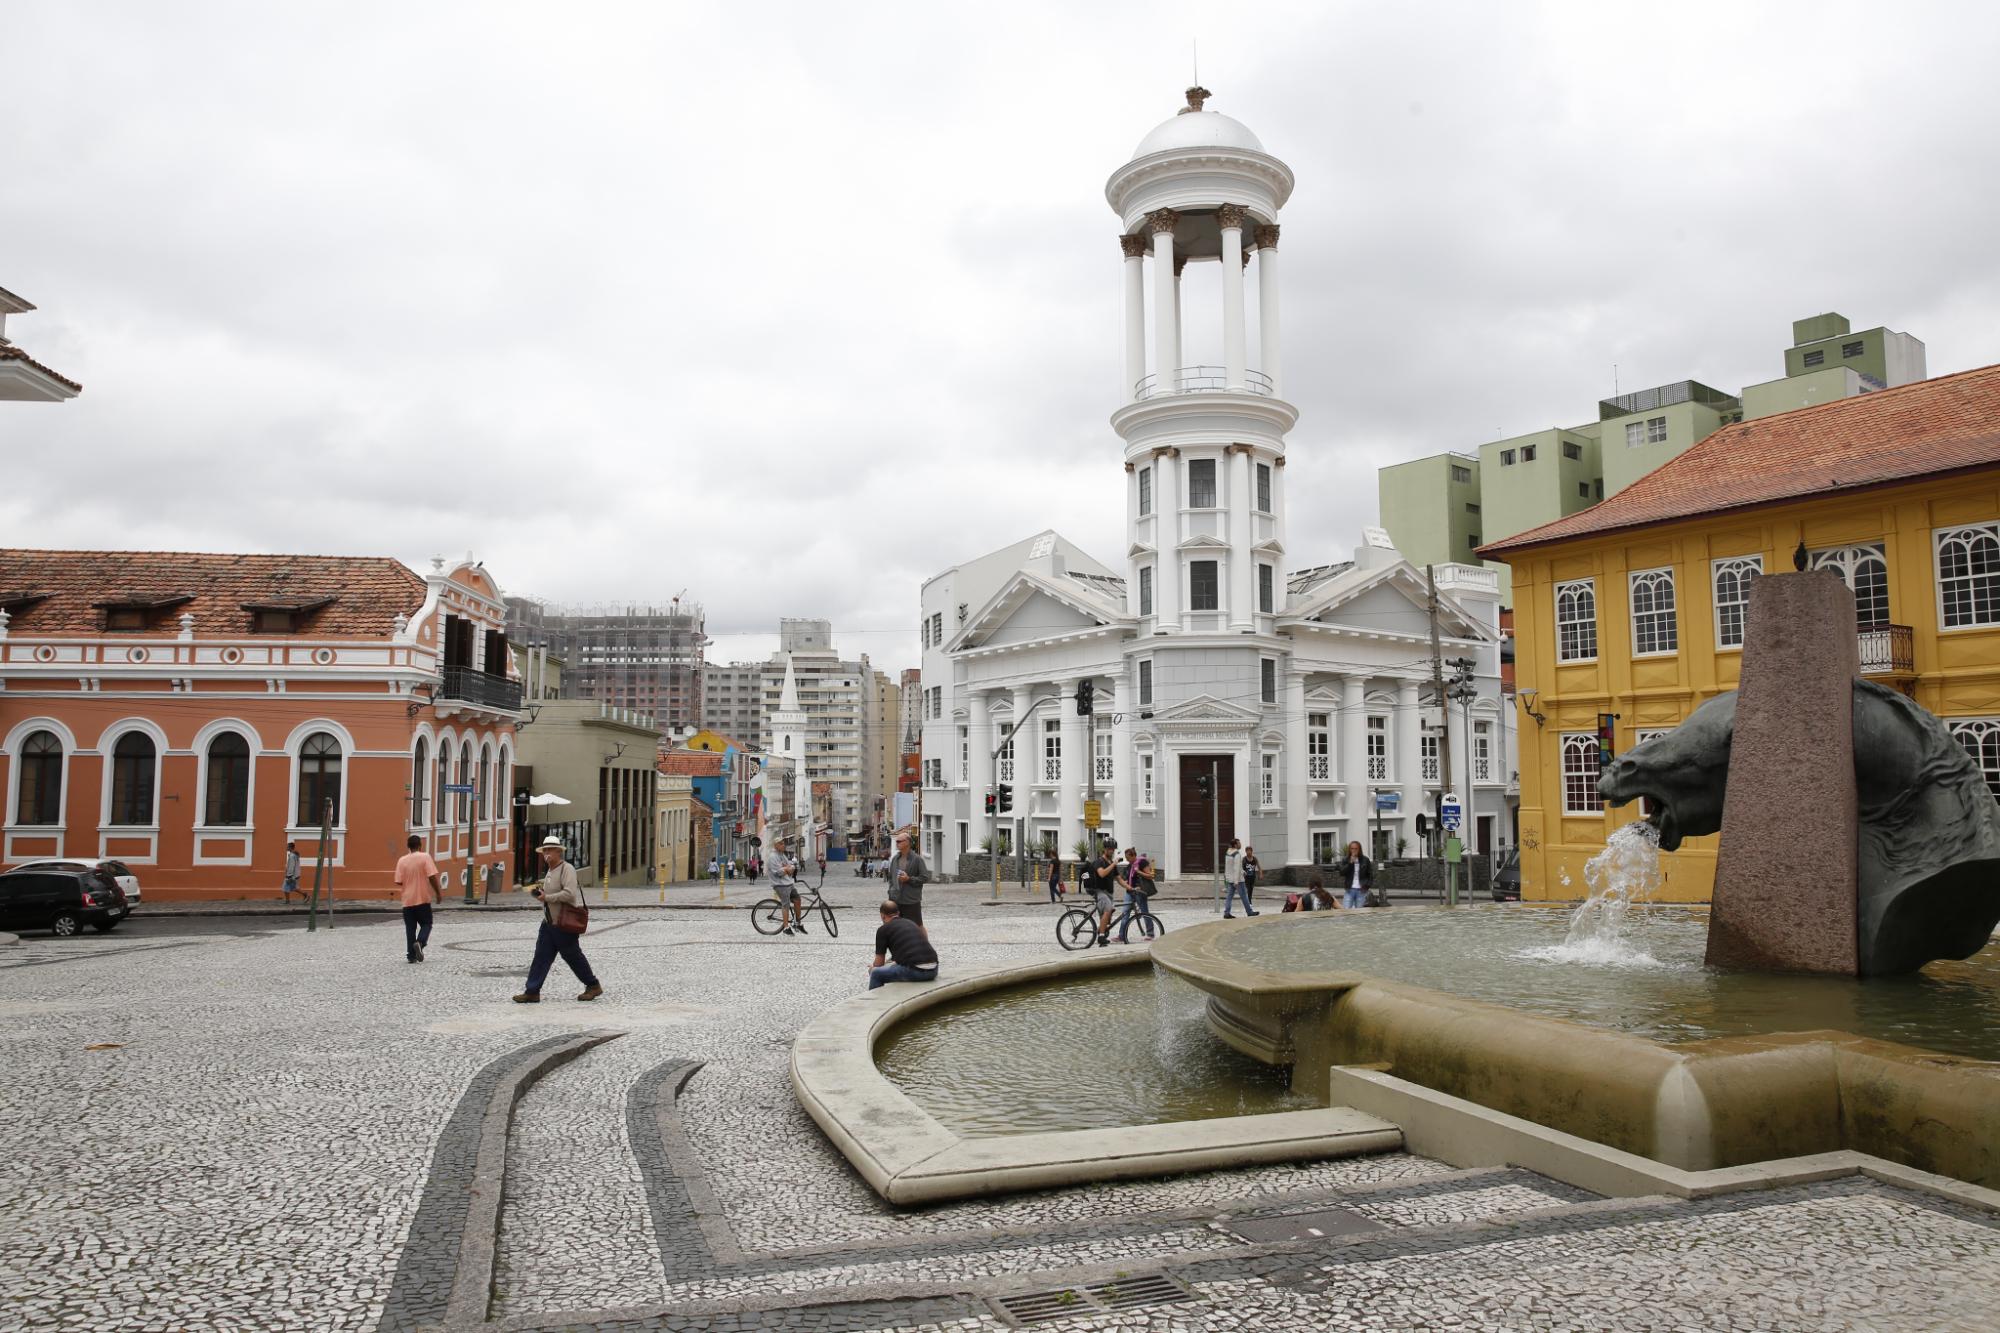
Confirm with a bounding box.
[0,551,523,900]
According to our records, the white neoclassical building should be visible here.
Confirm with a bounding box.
[918,89,1513,879]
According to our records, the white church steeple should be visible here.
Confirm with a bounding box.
[770,650,813,845]
[1107,87,1296,636]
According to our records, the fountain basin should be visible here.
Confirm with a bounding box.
[1152,908,2000,1188]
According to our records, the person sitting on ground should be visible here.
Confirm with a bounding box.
[1294,875,1335,911]
[867,899,939,990]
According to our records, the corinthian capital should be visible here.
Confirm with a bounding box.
[1145,208,1181,236]
[1254,224,1281,250]
[1119,233,1147,259]
[1215,203,1248,230]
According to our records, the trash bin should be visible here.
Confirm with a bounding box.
[485,863,504,902]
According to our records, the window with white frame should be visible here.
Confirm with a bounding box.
[1420,731,1440,783]
[1713,555,1763,649]
[1138,465,1153,516]
[1449,463,1471,484]
[998,727,1014,784]
[1555,579,1597,661]
[1139,564,1154,616]
[1809,543,1889,629]
[1043,719,1061,782]
[1366,716,1389,780]
[1187,457,1218,508]
[1937,524,2000,629]
[1307,712,1330,781]
[1949,719,2000,799]
[1257,462,1273,511]
[1260,751,1278,807]
[1473,722,1492,782]
[1260,657,1276,705]
[1258,563,1274,614]
[1500,449,1516,466]
[1311,830,1338,863]
[109,732,157,827]
[1138,658,1153,706]
[1629,568,1678,656]
[1094,729,1114,783]
[930,612,943,644]
[1189,559,1219,611]
[1561,733,1602,815]
[959,727,968,782]
[14,729,63,825]
[1562,441,1582,460]
[1138,750,1155,807]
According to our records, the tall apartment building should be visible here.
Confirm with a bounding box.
[752,619,892,842]
[700,660,765,746]
[862,667,899,842]
[504,597,707,732]
[1380,311,1927,602]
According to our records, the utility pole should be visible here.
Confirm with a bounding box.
[1426,564,1457,849]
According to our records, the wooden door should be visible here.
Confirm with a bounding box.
[1178,755,1236,874]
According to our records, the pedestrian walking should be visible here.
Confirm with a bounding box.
[867,899,939,990]
[280,841,302,899]
[1336,841,1375,910]
[393,834,443,963]
[883,830,930,930]
[1222,838,1258,918]
[1242,845,1262,910]
[513,835,604,1003]
[1046,854,1065,903]
[1112,847,1157,943]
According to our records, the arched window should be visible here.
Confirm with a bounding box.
[436,742,451,826]
[15,730,62,825]
[479,743,494,821]
[109,733,158,826]
[297,732,343,826]
[412,738,429,825]
[458,741,473,821]
[1555,579,1597,662]
[497,754,510,818]
[204,733,251,826]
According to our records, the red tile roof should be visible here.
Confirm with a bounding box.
[1480,362,2000,557]
[0,344,82,393]
[0,549,426,638]
[660,749,725,777]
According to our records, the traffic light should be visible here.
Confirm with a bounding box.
[1075,679,1095,716]
[996,783,1013,814]
[1415,812,1430,839]
[1596,713,1618,768]
[984,792,996,815]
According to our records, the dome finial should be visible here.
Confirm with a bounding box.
[1182,85,1211,115]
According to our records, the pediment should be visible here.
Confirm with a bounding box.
[952,569,1125,653]
[1176,533,1232,551]
[1155,692,1263,729]
[1127,542,1156,558]
[1291,562,1491,641]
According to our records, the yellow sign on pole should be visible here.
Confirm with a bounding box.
[1084,799,1102,828]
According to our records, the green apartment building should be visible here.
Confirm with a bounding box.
[1378,311,1925,604]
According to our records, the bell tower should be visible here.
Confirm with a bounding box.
[1107,87,1296,635]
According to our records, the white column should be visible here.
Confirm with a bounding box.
[1341,677,1369,846]
[1111,662,1134,846]
[1256,224,1282,397]
[1121,234,1146,398]
[1219,205,1247,388]
[1059,678,1086,856]
[968,689,993,850]
[1396,678,1423,851]
[1155,448,1182,633]
[1148,210,1179,396]
[1227,445,1255,631]
[1284,665,1309,868]
[1173,256,1186,373]
[1009,685,1032,848]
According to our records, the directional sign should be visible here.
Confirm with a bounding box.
[1083,799,1102,828]
[1374,791,1401,812]
[1440,792,1463,831]
[443,783,475,794]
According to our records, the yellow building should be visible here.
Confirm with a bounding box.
[683,728,747,755]
[1485,363,2000,902]
[655,773,697,883]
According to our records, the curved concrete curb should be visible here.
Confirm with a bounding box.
[0,932,18,946]
[791,949,1402,1205]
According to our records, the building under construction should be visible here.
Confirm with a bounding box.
[505,597,707,734]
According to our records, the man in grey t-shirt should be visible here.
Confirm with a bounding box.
[281,842,302,899]
[883,831,930,930]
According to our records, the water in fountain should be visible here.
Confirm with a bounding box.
[1524,821,1679,968]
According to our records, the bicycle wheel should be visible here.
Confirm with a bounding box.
[1056,908,1099,951]
[750,899,785,935]
[1136,910,1165,941]
[819,900,839,938]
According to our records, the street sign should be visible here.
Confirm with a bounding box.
[1083,799,1102,828]
[443,783,475,794]
[1440,792,1463,831]
[1374,791,1401,812]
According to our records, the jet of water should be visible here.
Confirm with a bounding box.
[1532,822,1667,967]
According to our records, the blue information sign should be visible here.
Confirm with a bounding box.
[1374,791,1401,812]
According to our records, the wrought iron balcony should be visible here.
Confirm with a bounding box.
[438,665,524,712]
[1857,624,1914,676]
[1133,365,1275,400]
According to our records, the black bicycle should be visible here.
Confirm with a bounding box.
[1056,892,1164,949]
[750,875,837,937]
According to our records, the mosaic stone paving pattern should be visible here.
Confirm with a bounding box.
[1,896,1995,1332]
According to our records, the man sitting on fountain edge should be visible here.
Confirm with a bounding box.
[868,900,939,990]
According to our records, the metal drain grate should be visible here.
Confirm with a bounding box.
[991,1273,1196,1326]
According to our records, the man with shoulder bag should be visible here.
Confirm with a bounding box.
[514,835,604,1003]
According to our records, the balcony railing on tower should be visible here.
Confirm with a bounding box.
[438,664,525,712]
[1134,365,1275,400]
[1857,623,1914,677]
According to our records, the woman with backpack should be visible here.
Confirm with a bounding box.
[1113,847,1157,943]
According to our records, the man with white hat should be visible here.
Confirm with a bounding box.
[513,835,604,1002]
[767,835,802,935]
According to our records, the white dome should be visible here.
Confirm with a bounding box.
[1132,109,1265,159]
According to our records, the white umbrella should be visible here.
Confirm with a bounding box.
[527,792,571,807]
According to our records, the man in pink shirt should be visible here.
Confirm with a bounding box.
[394,834,444,963]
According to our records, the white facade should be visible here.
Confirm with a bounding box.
[918,90,1514,878]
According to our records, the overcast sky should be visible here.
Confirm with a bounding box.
[6,1,1998,675]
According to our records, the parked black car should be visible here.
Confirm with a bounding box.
[0,866,129,936]
[1490,846,1521,902]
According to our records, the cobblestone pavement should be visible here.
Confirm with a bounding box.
[1,897,1994,1331]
